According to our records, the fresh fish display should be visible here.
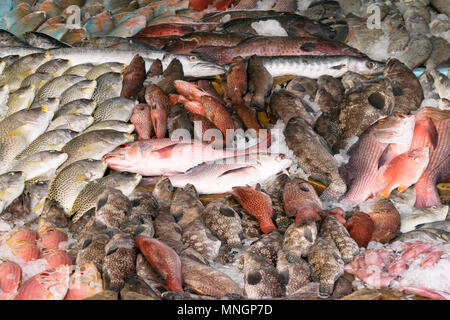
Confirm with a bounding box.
[0,0,447,302]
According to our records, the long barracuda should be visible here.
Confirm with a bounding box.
[260,55,385,78]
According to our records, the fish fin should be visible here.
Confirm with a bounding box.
[152,143,180,159]
[73,175,88,182]
[6,127,27,137]
[217,166,252,178]
[219,206,236,217]
[377,186,392,198]
[105,246,118,256]
[300,42,316,52]
[397,185,409,193]
[331,64,346,70]
[378,145,391,169]
[428,119,439,149]
[81,237,92,249]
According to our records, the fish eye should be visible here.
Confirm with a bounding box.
[366,61,374,69]
[118,144,128,149]
[189,55,198,62]
[377,119,386,125]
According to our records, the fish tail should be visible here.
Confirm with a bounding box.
[167,281,184,293]
[414,177,441,208]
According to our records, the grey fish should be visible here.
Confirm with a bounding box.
[395,228,450,242]
[282,221,318,262]
[102,233,137,292]
[20,72,52,92]
[416,219,450,233]
[76,232,111,271]
[170,184,204,230]
[182,219,221,264]
[6,84,35,116]
[284,117,347,201]
[180,255,243,299]
[1,55,20,70]
[0,107,54,173]
[59,80,97,106]
[0,84,8,120]
[59,129,134,170]
[156,58,184,95]
[259,56,385,78]
[91,72,123,104]
[202,198,243,248]
[47,159,107,214]
[400,205,449,233]
[24,180,50,216]
[276,250,311,296]
[319,215,359,264]
[36,74,84,100]
[383,58,423,114]
[0,29,29,47]
[47,114,94,132]
[10,150,68,181]
[308,237,344,298]
[269,89,316,126]
[0,52,52,92]
[0,171,25,212]
[36,58,71,77]
[152,177,174,211]
[84,62,126,81]
[15,129,77,160]
[23,31,71,49]
[243,252,284,299]
[153,211,183,253]
[241,231,283,268]
[70,172,141,221]
[92,97,136,122]
[29,97,60,114]
[83,120,134,134]
[429,69,450,100]
[63,63,95,77]
[54,99,97,118]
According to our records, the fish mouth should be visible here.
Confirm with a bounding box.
[102,154,125,161]
[195,62,226,72]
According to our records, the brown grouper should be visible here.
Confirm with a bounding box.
[193,36,364,65]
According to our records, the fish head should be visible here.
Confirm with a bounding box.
[349,57,385,76]
[0,171,25,190]
[114,171,143,194]
[102,141,145,172]
[163,54,225,77]
[372,114,415,144]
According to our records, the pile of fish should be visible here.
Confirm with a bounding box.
[0,0,448,300]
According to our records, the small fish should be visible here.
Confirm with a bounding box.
[282,221,317,261]
[170,184,204,230]
[167,103,193,139]
[23,31,70,49]
[130,104,153,140]
[182,219,221,264]
[307,237,344,298]
[54,99,97,118]
[429,69,450,100]
[47,114,94,132]
[156,58,184,95]
[102,233,137,292]
[93,96,136,123]
[83,120,135,134]
[136,235,184,293]
[248,55,273,111]
[91,72,123,104]
[282,178,322,225]
[232,186,276,234]
[152,177,174,210]
[202,198,243,248]
[224,56,247,105]
[368,198,401,244]
[76,233,111,271]
[20,72,52,92]
[319,215,359,264]
[84,63,125,81]
[59,80,97,106]
[63,63,94,77]
[145,84,169,139]
[121,54,146,99]
[36,74,84,101]
[14,265,71,300]
[10,150,68,181]
[276,250,311,296]
[6,84,35,117]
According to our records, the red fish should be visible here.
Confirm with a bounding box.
[282,178,322,225]
[64,262,103,300]
[374,147,430,198]
[134,23,195,38]
[320,207,346,225]
[410,116,438,154]
[415,118,450,208]
[225,56,247,104]
[169,94,206,116]
[120,54,146,99]
[345,212,375,248]
[42,249,73,270]
[201,95,236,145]
[174,80,211,103]
[136,235,184,293]
[213,0,239,10]
[188,0,214,10]
[14,266,71,300]
[145,84,170,139]
[0,261,21,300]
[232,186,276,233]
[189,112,221,142]
[38,227,68,251]
[231,103,261,132]
[131,104,153,140]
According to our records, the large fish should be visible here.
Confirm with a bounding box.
[340,114,416,205]
[284,117,346,201]
[167,153,292,194]
[103,137,269,176]
[193,36,364,65]
[415,118,450,208]
[400,205,449,233]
